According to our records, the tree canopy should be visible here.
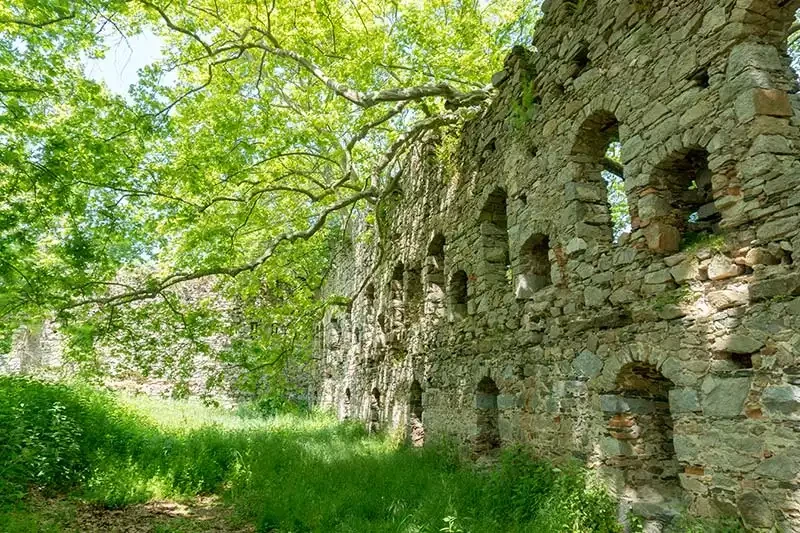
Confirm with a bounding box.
[0,0,539,391]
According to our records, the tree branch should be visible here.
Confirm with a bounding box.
[603,157,624,180]
[66,188,378,309]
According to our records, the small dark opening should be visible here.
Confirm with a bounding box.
[688,67,710,89]
[369,387,381,434]
[409,380,424,447]
[517,233,552,299]
[425,234,446,318]
[365,283,375,313]
[475,376,501,454]
[344,387,352,419]
[449,270,468,321]
[573,45,591,77]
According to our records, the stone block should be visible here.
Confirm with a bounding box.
[565,237,588,256]
[644,222,680,253]
[670,259,699,283]
[713,334,764,354]
[584,286,610,308]
[669,388,701,414]
[644,268,673,285]
[572,350,603,379]
[706,288,748,310]
[755,452,800,482]
[497,394,518,409]
[599,394,658,414]
[756,216,799,241]
[749,273,800,301]
[707,255,743,280]
[600,436,633,457]
[701,376,750,417]
[745,247,779,267]
[638,194,672,220]
[762,385,800,418]
[728,44,783,78]
[737,492,775,530]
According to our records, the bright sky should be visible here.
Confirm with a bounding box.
[83,28,167,97]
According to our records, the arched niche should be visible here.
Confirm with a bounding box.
[475,376,500,455]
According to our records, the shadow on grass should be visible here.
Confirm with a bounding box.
[0,376,622,533]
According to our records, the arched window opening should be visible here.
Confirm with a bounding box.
[515,233,552,300]
[572,112,631,244]
[390,263,405,325]
[603,140,631,241]
[425,234,447,318]
[405,266,423,321]
[365,283,375,314]
[572,43,591,78]
[646,148,718,252]
[448,270,468,321]
[409,379,424,447]
[603,363,681,513]
[475,377,500,454]
[479,188,510,287]
[327,317,341,348]
[369,387,381,434]
[344,387,352,420]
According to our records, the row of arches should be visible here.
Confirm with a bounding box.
[366,113,719,327]
[573,110,718,253]
[354,359,680,511]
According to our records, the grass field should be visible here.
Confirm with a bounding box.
[0,376,740,532]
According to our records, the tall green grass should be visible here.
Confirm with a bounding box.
[0,376,626,532]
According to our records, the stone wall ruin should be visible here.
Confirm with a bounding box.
[315,0,800,529]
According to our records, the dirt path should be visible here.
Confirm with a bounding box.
[24,495,255,533]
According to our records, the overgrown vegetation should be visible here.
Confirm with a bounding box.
[0,377,626,532]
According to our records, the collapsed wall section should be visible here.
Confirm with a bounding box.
[316,0,800,528]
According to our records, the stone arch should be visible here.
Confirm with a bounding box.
[409,379,424,447]
[641,146,718,253]
[569,110,631,243]
[478,187,510,288]
[344,387,352,420]
[448,270,468,321]
[424,233,446,318]
[369,387,381,434]
[601,362,683,523]
[475,376,500,454]
[515,232,552,299]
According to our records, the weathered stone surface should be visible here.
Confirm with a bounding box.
[706,288,748,310]
[745,247,779,267]
[755,452,800,482]
[713,334,764,354]
[572,351,603,379]
[762,385,800,418]
[701,377,750,417]
[737,491,775,530]
[644,223,681,254]
[669,388,701,414]
[313,1,800,526]
[707,255,743,280]
[670,259,699,283]
[749,273,800,302]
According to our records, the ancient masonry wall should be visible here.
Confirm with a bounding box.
[315,0,800,529]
